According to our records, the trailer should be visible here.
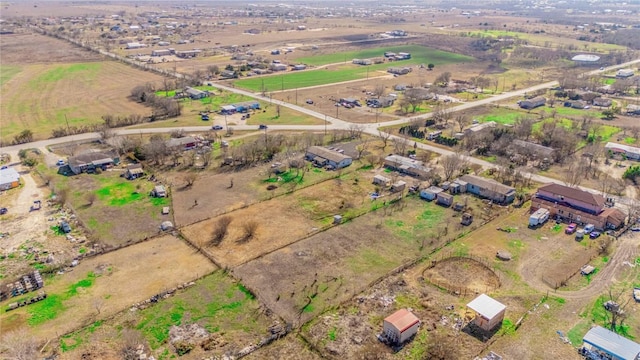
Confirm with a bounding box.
[529,208,550,227]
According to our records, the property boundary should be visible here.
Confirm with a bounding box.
[422,254,502,297]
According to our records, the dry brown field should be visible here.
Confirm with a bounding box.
[0,235,217,341]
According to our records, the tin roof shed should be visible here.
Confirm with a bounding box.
[583,326,640,360]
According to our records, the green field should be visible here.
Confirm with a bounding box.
[532,118,620,143]
[29,63,101,89]
[235,45,472,92]
[0,65,21,86]
[478,108,529,125]
[296,45,473,66]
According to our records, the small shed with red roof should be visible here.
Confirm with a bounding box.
[382,308,420,345]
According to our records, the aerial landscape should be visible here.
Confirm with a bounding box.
[2,0,640,359]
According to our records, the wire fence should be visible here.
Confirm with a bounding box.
[423,253,502,297]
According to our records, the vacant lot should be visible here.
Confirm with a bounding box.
[0,33,102,64]
[0,235,216,342]
[52,171,173,246]
[233,197,453,326]
[0,42,164,142]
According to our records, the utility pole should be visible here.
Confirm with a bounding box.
[324,114,327,136]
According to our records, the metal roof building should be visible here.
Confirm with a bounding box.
[582,326,640,360]
[467,294,506,331]
[572,54,601,62]
[0,167,20,190]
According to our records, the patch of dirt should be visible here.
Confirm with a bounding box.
[423,257,501,295]
[0,33,102,64]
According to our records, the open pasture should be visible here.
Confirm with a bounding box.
[0,235,216,342]
[0,58,164,142]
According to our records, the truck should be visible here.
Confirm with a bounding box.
[575,229,585,241]
[529,208,550,227]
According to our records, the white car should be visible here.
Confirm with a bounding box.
[56,159,66,166]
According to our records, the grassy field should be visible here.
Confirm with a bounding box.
[0,61,163,143]
[235,45,473,92]
[477,107,529,125]
[295,45,473,66]
[53,171,171,246]
[60,270,271,359]
[532,118,620,143]
[0,65,22,86]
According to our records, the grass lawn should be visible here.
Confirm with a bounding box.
[234,66,379,92]
[296,45,473,66]
[28,63,101,88]
[477,107,528,125]
[0,65,22,86]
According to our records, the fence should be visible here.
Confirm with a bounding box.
[422,253,502,297]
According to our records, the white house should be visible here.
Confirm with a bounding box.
[616,69,635,78]
[466,294,506,332]
[0,167,20,190]
[383,309,420,345]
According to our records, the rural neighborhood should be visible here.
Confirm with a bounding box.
[1,0,640,359]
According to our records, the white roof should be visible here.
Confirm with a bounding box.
[0,167,20,185]
[467,294,506,319]
[583,326,640,360]
[605,142,640,155]
[572,54,600,62]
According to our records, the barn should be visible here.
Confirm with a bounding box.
[382,309,420,345]
[466,294,506,332]
[582,326,640,360]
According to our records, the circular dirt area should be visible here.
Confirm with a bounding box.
[423,257,500,294]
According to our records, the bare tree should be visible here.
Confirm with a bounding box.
[393,136,409,156]
[434,71,452,87]
[85,192,97,206]
[562,157,587,187]
[210,216,232,246]
[0,328,38,360]
[93,298,104,315]
[183,172,198,188]
[355,140,370,159]
[120,329,146,360]
[347,124,364,139]
[441,153,464,181]
[404,88,424,112]
[454,114,469,132]
[238,220,259,243]
[55,188,68,206]
[373,84,385,98]
[378,130,392,149]
[144,135,169,165]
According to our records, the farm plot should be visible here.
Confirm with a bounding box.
[57,270,273,360]
[53,171,172,247]
[0,235,216,342]
[0,32,102,64]
[0,59,164,143]
[233,198,451,326]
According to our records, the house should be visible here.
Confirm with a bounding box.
[571,54,601,65]
[292,64,306,71]
[582,326,640,360]
[220,105,236,114]
[531,183,626,230]
[232,101,260,112]
[68,151,119,175]
[151,49,172,57]
[271,63,287,72]
[564,100,587,109]
[166,136,197,151]
[593,97,612,107]
[372,174,391,187]
[367,96,395,108]
[464,121,496,137]
[467,294,506,332]
[340,98,360,107]
[0,167,20,190]
[387,67,412,75]
[175,50,201,58]
[419,186,443,201]
[436,192,453,207]
[384,154,430,179]
[125,164,144,180]
[185,87,209,100]
[458,175,516,204]
[453,178,468,193]
[627,104,640,116]
[126,42,146,49]
[305,146,352,170]
[220,70,237,79]
[151,185,167,198]
[352,58,373,66]
[382,309,420,345]
[519,96,546,109]
[605,142,640,160]
[510,139,556,159]
[616,69,635,78]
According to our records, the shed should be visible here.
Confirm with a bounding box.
[466,294,506,332]
[582,326,640,360]
[382,309,420,345]
[152,185,167,198]
[391,180,406,193]
[373,174,391,187]
[420,186,443,201]
[581,265,596,275]
[436,192,453,207]
[449,182,461,194]
[125,164,144,180]
[0,167,20,190]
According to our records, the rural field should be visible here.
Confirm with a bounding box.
[0,33,164,143]
[0,235,217,341]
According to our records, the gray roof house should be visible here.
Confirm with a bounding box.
[0,167,20,190]
[510,139,555,158]
[384,154,430,179]
[582,326,640,360]
[519,96,546,110]
[185,87,209,100]
[68,151,119,175]
[305,146,352,170]
[458,174,516,204]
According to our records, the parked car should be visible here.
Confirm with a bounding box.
[56,159,66,166]
[583,224,595,233]
[259,124,268,130]
[60,221,72,233]
[565,223,577,234]
[631,225,640,232]
[589,231,601,239]
[0,207,7,215]
[575,229,585,241]
[306,99,314,104]
[212,125,223,130]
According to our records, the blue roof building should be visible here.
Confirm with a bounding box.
[582,326,640,360]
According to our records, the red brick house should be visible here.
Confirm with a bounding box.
[531,183,625,230]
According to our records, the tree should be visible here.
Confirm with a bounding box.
[373,84,385,98]
[355,140,369,159]
[434,71,451,87]
[441,153,464,181]
[404,88,424,113]
[378,130,392,149]
[427,63,435,70]
[55,188,68,206]
[0,328,38,360]
[347,124,364,139]
[207,65,219,77]
[85,192,97,206]
[454,114,469,132]
[239,220,259,243]
[563,157,588,187]
[13,129,33,144]
[393,136,409,156]
[144,134,168,164]
[602,109,616,120]
[183,173,198,188]
[210,216,232,246]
